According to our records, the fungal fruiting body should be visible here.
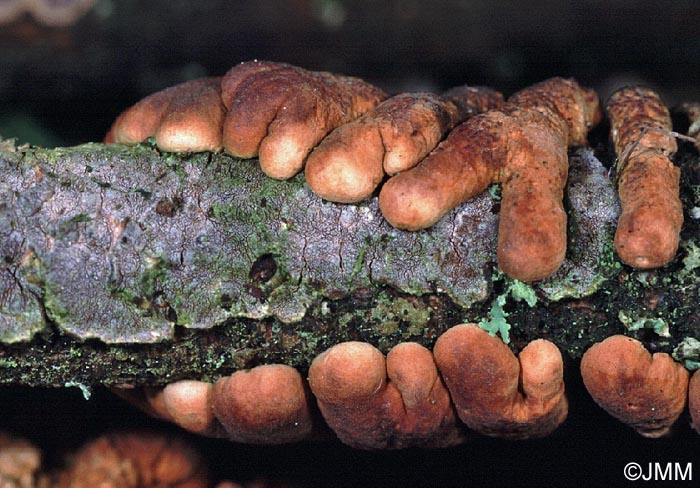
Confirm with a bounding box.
[117,325,572,447]
[106,60,387,180]
[688,371,700,435]
[606,87,683,268]
[99,62,699,444]
[378,77,601,282]
[433,324,567,439]
[115,367,314,444]
[307,341,465,449]
[211,364,314,444]
[0,432,41,487]
[105,77,226,153]
[53,432,209,488]
[305,87,504,203]
[220,61,387,179]
[105,65,605,283]
[580,335,689,438]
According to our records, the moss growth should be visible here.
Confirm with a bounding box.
[673,337,700,371]
[509,280,537,307]
[477,273,538,344]
[0,358,18,368]
[479,294,511,343]
[618,311,670,337]
[1,142,699,385]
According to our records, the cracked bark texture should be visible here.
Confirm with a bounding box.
[1,140,698,387]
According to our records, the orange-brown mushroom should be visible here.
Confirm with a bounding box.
[378,77,601,282]
[212,364,315,444]
[307,341,465,449]
[688,370,700,435]
[580,335,689,437]
[159,380,219,436]
[305,87,504,203]
[105,61,387,180]
[52,432,209,488]
[0,432,41,488]
[114,382,226,438]
[105,77,226,153]
[114,366,315,444]
[606,87,683,268]
[432,323,567,439]
[220,61,387,180]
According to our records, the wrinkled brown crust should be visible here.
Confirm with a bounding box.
[0,432,41,488]
[442,85,506,120]
[52,432,209,488]
[307,341,465,449]
[606,87,683,268]
[379,77,600,281]
[106,77,225,153]
[580,335,689,438]
[221,61,387,180]
[305,87,503,203]
[433,324,567,439]
[107,60,386,180]
[688,371,700,434]
[212,364,314,444]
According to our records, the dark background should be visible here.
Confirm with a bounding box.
[1,1,700,486]
[3,367,699,487]
[1,0,700,146]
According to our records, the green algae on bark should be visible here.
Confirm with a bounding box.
[1,141,501,343]
[0,139,698,387]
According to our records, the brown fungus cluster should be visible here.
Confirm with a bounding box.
[116,323,570,447]
[104,60,695,446]
[581,335,689,438]
[0,430,280,488]
[607,87,683,268]
[107,61,684,280]
[305,87,504,203]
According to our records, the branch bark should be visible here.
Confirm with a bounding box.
[1,140,698,386]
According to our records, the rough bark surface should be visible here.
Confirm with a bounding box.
[1,139,699,386]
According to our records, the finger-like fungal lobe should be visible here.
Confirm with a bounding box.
[688,371,700,435]
[52,432,209,488]
[159,381,219,436]
[379,78,601,282]
[305,87,504,203]
[212,364,315,444]
[606,87,683,268]
[307,341,465,449]
[115,369,316,444]
[580,335,689,438]
[105,77,226,153]
[221,60,387,180]
[0,432,41,488]
[432,324,567,439]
